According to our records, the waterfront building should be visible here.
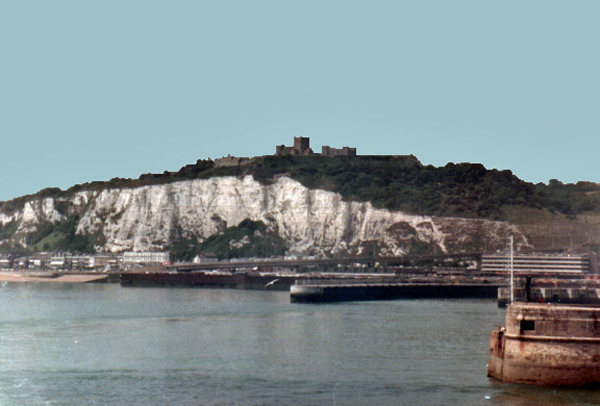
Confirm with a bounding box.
[50,256,66,270]
[27,253,53,270]
[92,254,120,271]
[193,253,218,264]
[0,254,13,269]
[67,255,95,271]
[481,252,599,276]
[122,251,171,269]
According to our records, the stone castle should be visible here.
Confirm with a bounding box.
[214,137,357,168]
[275,137,356,157]
[275,136,313,155]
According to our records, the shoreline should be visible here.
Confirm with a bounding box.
[0,271,109,283]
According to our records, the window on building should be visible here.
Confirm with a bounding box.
[520,320,535,331]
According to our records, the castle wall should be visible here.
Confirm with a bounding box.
[322,146,357,157]
[214,155,252,168]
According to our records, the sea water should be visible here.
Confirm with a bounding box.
[1,283,599,406]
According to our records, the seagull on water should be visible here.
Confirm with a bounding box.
[265,279,279,287]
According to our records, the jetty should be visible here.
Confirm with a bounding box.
[290,276,500,303]
[121,269,300,290]
[120,266,503,302]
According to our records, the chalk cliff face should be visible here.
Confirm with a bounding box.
[0,176,526,255]
[0,198,64,232]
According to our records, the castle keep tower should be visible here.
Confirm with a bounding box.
[294,137,310,154]
[275,136,313,155]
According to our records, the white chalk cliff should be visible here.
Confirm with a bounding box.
[0,176,525,255]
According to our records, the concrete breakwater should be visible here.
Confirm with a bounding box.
[488,302,600,386]
[120,270,300,290]
[290,280,499,303]
[121,269,501,303]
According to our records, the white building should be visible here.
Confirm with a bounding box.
[481,252,598,276]
[122,251,170,268]
[50,256,66,270]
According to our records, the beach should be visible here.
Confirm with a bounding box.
[0,271,108,283]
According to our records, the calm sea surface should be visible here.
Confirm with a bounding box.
[1,283,599,406]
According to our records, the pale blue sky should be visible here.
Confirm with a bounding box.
[1,1,598,201]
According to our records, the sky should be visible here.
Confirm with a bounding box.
[1,1,599,201]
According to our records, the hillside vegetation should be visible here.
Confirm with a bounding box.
[4,155,599,219]
[169,220,288,262]
[1,155,599,257]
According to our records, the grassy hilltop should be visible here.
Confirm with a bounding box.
[1,154,600,257]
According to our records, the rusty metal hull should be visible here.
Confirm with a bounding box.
[488,303,600,386]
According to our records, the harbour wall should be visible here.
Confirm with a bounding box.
[488,303,600,386]
[121,270,500,303]
[290,283,498,303]
[120,271,298,291]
